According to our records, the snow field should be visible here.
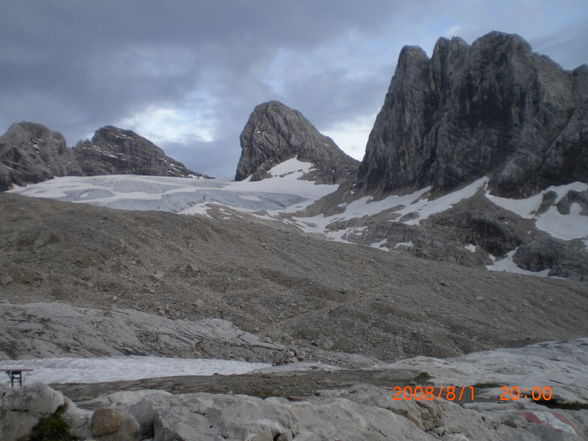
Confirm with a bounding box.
[0,356,270,385]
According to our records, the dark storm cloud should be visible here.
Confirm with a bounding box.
[1,1,587,176]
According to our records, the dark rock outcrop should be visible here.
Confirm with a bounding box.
[0,123,207,191]
[236,101,359,184]
[356,31,588,198]
[73,126,197,177]
[0,122,81,191]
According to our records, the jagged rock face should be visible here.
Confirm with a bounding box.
[357,31,588,198]
[73,126,195,177]
[236,101,359,184]
[0,122,81,191]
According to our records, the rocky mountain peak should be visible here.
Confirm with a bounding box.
[0,122,81,191]
[73,125,197,177]
[356,31,588,198]
[236,101,359,184]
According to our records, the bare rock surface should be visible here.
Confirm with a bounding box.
[356,31,588,198]
[38,338,588,441]
[0,302,282,361]
[236,101,358,183]
[91,407,140,441]
[0,122,81,191]
[73,125,201,178]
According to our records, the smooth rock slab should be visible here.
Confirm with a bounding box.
[152,392,435,441]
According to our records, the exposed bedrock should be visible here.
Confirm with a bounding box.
[236,101,359,184]
[0,122,81,191]
[356,31,588,198]
[73,125,199,177]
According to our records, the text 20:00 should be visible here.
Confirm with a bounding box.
[499,386,553,401]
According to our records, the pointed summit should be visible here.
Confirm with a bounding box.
[236,101,359,184]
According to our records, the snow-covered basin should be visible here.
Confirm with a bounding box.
[0,356,270,385]
[8,158,337,215]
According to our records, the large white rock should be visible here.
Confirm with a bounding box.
[81,389,172,438]
[151,392,436,441]
[0,383,92,441]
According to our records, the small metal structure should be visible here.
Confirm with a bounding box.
[4,369,33,387]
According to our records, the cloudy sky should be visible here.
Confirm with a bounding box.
[1,1,587,177]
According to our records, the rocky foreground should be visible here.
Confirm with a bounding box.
[1,338,587,440]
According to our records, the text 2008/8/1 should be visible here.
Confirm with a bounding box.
[391,386,475,401]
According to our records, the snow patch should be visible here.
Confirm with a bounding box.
[486,182,588,241]
[0,356,270,385]
[239,194,262,202]
[370,239,389,251]
[268,157,312,177]
[394,241,414,248]
[486,249,550,278]
[401,177,488,225]
[536,206,588,241]
[464,244,476,253]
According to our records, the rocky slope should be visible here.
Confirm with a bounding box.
[301,184,588,280]
[0,122,81,191]
[236,101,359,184]
[0,123,204,191]
[0,302,282,362]
[356,31,588,198]
[72,125,200,177]
[1,192,588,363]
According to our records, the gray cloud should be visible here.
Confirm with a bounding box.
[1,1,587,177]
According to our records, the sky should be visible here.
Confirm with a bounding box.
[1,1,587,177]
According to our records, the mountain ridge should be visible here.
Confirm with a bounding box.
[0,122,207,191]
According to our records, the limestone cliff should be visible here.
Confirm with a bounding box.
[356,31,588,198]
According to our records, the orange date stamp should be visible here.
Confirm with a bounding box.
[390,385,554,402]
[391,386,476,401]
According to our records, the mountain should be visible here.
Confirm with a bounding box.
[312,31,588,280]
[356,31,588,198]
[0,122,82,191]
[73,125,201,177]
[236,101,359,184]
[0,123,206,191]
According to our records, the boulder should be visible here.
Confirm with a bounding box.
[91,407,140,441]
[81,389,172,439]
[0,383,91,441]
